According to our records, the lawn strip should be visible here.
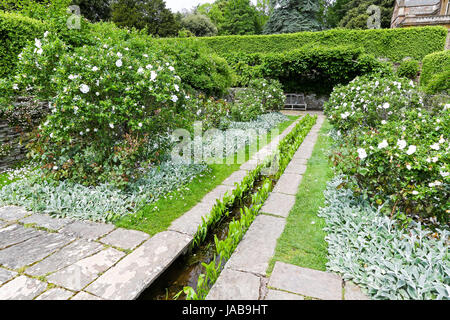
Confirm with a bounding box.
[267,120,333,273]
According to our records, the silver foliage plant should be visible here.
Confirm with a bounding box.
[0,162,208,222]
[0,113,288,222]
[319,176,450,300]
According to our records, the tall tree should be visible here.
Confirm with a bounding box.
[181,13,218,37]
[338,0,395,29]
[111,0,180,37]
[220,0,259,35]
[71,0,112,22]
[263,0,322,34]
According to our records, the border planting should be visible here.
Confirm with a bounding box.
[319,176,449,300]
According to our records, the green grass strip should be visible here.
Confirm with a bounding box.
[268,119,333,273]
[114,116,298,236]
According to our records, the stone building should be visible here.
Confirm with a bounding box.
[391,0,450,29]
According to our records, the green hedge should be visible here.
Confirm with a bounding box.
[420,50,450,87]
[160,27,447,63]
[397,59,420,80]
[0,11,46,77]
[224,46,393,94]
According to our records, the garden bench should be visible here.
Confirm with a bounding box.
[284,94,307,111]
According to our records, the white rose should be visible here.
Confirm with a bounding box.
[406,145,416,155]
[116,59,123,67]
[378,140,388,149]
[357,148,367,160]
[397,139,407,150]
[80,84,90,94]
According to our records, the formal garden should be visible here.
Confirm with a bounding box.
[0,0,448,301]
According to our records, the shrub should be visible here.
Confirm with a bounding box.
[231,78,285,122]
[397,59,420,79]
[5,34,186,187]
[424,70,450,95]
[420,50,450,87]
[0,11,46,77]
[324,75,421,132]
[183,95,231,131]
[158,40,233,97]
[160,26,448,62]
[325,76,449,224]
[225,46,393,93]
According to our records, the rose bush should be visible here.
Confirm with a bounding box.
[231,78,284,122]
[324,75,423,132]
[325,75,449,225]
[3,33,187,187]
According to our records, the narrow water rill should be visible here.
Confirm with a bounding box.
[139,176,275,300]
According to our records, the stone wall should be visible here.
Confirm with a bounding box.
[0,97,48,171]
[226,88,329,111]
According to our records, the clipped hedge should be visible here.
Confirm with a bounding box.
[420,50,450,87]
[160,26,448,63]
[424,70,450,95]
[0,11,46,77]
[225,46,392,94]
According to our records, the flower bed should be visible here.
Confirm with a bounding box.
[320,176,449,300]
[324,75,449,225]
[0,113,288,222]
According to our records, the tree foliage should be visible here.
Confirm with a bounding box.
[71,0,112,22]
[111,0,180,37]
[220,0,259,35]
[263,0,322,34]
[181,13,218,37]
[338,0,395,29]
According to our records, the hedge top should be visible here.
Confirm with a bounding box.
[161,26,448,62]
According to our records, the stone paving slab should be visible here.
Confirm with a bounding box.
[168,202,214,237]
[71,291,103,300]
[344,281,370,300]
[206,268,261,300]
[265,289,304,300]
[200,185,234,206]
[260,193,296,218]
[60,220,115,240]
[25,239,104,277]
[268,262,342,300]
[0,232,73,270]
[0,224,42,250]
[273,173,303,195]
[0,275,47,300]
[85,231,192,300]
[47,247,125,291]
[20,213,74,231]
[221,170,248,187]
[0,206,31,222]
[0,267,16,286]
[225,215,286,276]
[240,159,258,171]
[35,288,74,300]
[284,162,307,175]
[293,148,314,160]
[100,228,149,251]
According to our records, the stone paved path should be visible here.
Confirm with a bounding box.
[0,116,303,300]
[206,113,370,300]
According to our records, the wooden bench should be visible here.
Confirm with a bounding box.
[284,93,307,111]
